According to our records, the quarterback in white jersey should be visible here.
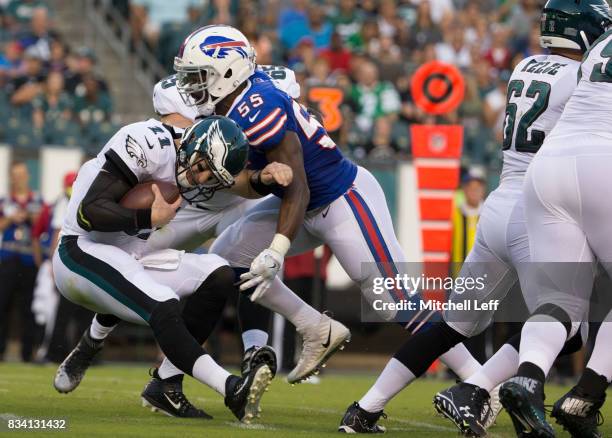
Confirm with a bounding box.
[51,114,305,422]
[498,0,612,435]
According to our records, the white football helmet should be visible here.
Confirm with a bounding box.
[174,25,256,115]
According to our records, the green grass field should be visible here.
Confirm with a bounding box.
[0,363,609,437]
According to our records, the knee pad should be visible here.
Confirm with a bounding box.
[532,303,573,336]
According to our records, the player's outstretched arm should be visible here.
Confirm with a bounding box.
[230,162,293,199]
[264,131,309,241]
[239,132,309,299]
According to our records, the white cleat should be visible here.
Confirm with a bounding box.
[287,313,350,384]
[484,384,503,430]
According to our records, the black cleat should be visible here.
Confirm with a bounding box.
[54,330,104,393]
[551,386,605,438]
[241,345,277,378]
[433,382,491,437]
[225,348,273,423]
[338,402,387,433]
[141,369,212,419]
[499,378,554,438]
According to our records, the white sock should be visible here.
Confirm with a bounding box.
[586,320,612,381]
[242,329,269,351]
[158,357,183,379]
[359,358,416,412]
[465,343,519,392]
[89,316,117,341]
[192,354,231,396]
[519,317,567,377]
[256,277,321,333]
[439,343,482,380]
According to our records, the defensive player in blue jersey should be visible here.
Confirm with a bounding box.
[174,25,481,404]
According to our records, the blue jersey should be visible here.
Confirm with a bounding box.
[225,70,357,210]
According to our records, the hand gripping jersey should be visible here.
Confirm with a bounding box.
[62,119,177,244]
[500,54,580,181]
[548,30,612,140]
[224,70,357,210]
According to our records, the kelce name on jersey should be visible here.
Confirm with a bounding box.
[521,59,567,76]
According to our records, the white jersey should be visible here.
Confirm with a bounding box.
[500,54,579,181]
[151,64,300,211]
[549,30,612,140]
[62,119,177,246]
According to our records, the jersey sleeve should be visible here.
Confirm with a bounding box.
[259,65,301,99]
[242,92,294,151]
[153,75,198,121]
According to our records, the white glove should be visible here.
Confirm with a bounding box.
[240,248,284,301]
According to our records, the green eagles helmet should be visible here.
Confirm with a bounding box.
[176,115,248,203]
[541,0,612,53]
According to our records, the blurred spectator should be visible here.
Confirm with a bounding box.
[130,0,198,47]
[307,3,332,50]
[32,71,73,136]
[406,1,442,49]
[435,25,471,69]
[5,0,48,28]
[0,161,49,362]
[18,6,58,61]
[411,0,454,25]
[74,73,112,126]
[329,0,363,43]
[64,47,109,96]
[278,0,309,51]
[349,60,400,143]
[0,40,23,81]
[319,32,352,74]
[8,46,45,113]
[483,25,512,72]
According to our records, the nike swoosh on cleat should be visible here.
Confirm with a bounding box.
[164,394,182,410]
[322,323,332,348]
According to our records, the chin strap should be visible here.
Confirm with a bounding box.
[580,30,591,51]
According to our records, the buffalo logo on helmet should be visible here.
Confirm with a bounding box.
[199,36,248,59]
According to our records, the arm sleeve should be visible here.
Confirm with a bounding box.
[77,158,151,233]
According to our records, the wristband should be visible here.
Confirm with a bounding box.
[270,233,291,256]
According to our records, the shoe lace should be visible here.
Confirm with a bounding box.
[168,390,196,414]
[470,387,491,422]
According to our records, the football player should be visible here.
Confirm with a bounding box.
[336,0,611,434]
[173,23,482,394]
[53,69,343,419]
[52,114,293,423]
[495,1,612,435]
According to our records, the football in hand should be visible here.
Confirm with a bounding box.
[120,181,180,209]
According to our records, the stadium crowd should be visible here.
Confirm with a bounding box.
[126,0,545,174]
[0,0,116,154]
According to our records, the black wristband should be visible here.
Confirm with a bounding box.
[135,208,152,230]
[249,170,273,196]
